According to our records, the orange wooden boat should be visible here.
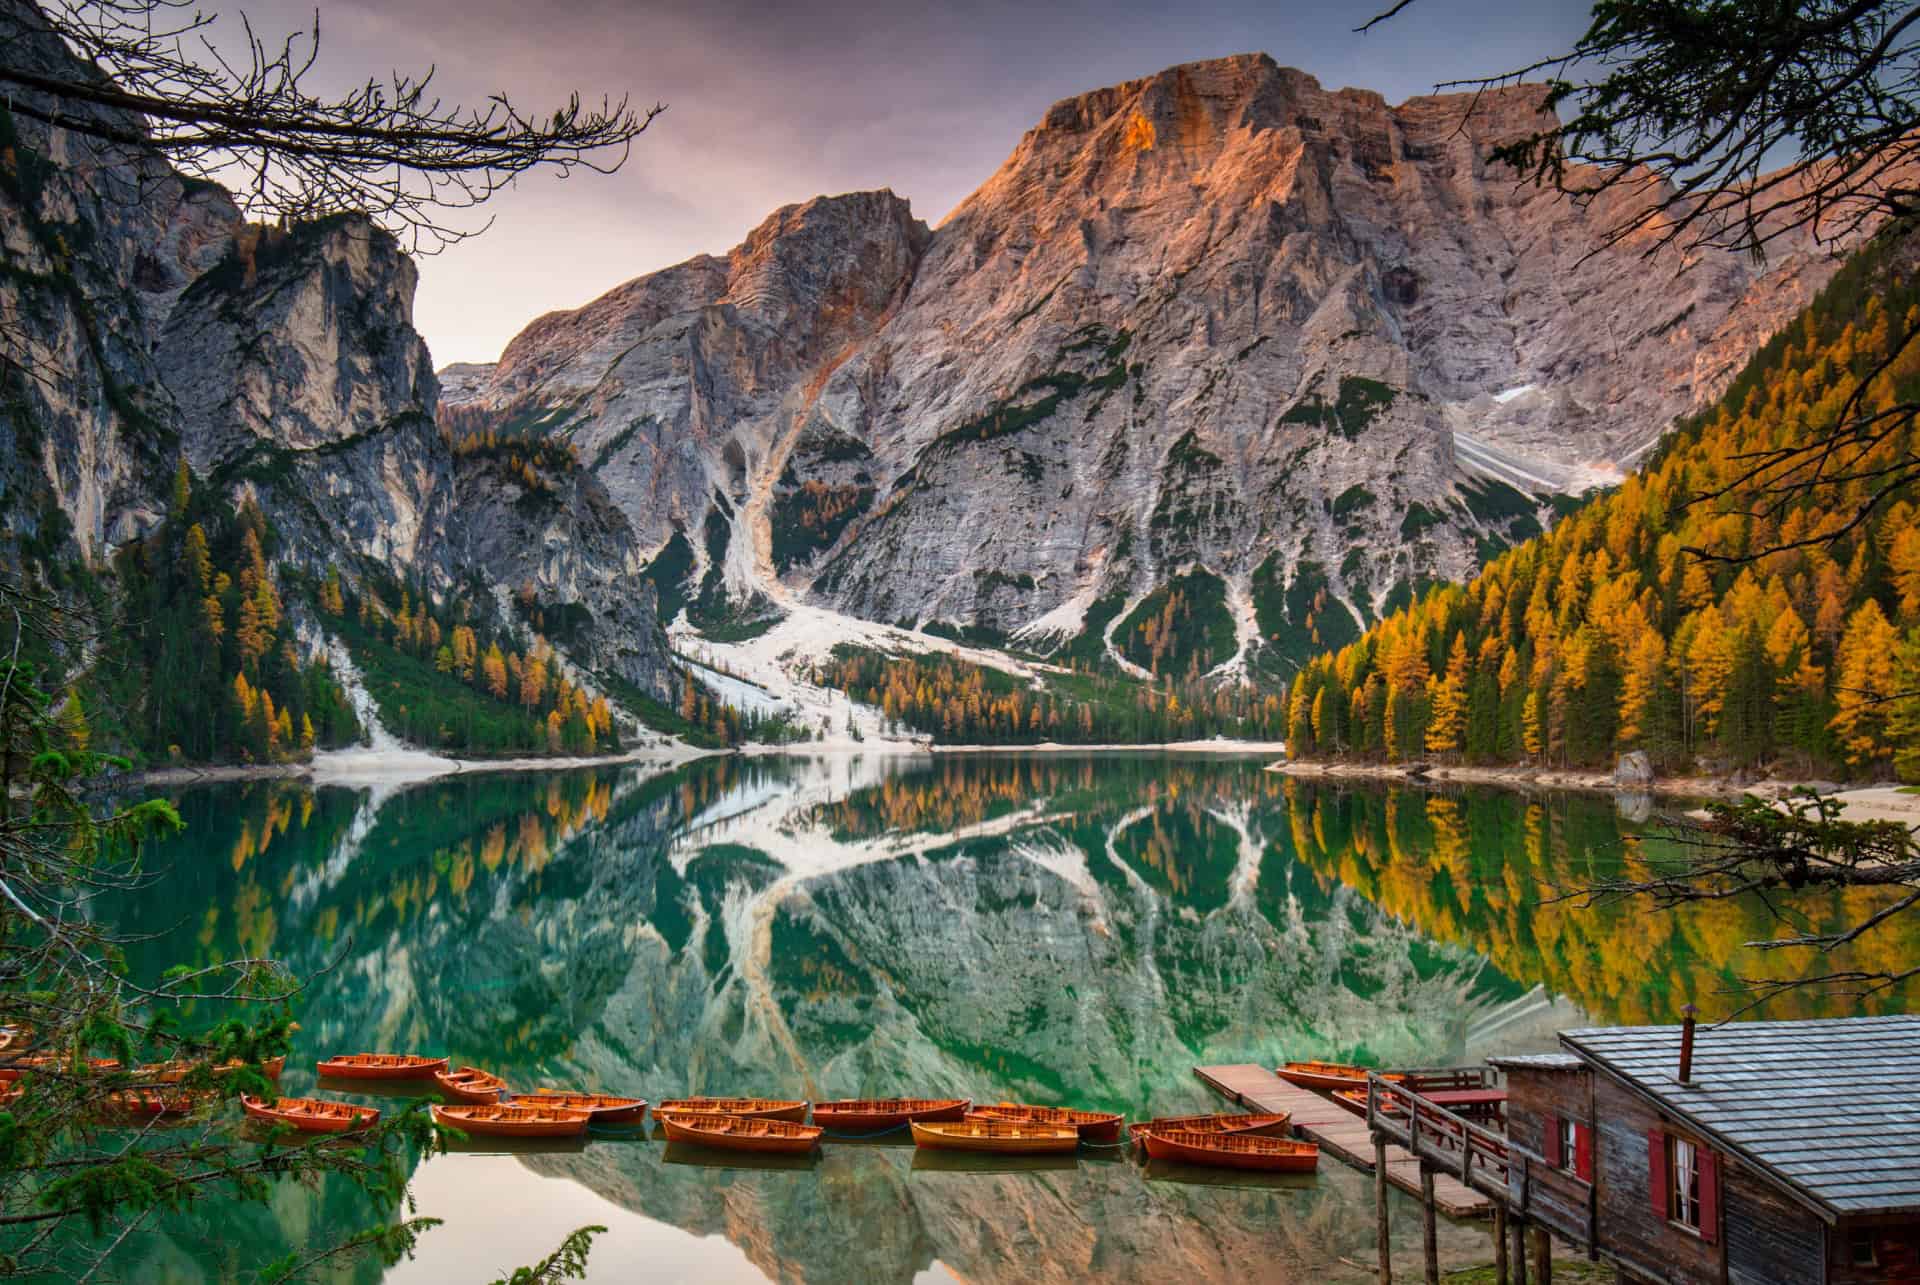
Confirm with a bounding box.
[433,1066,507,1104]
[241,1095,380,1133]
[110,1088,211,1118]
[1127,1111,1291,1143]
[1276,1061,1404,1093]
[137,1055,286,1083]
[654,1096,807,1123]
[430,1103,590,1138]
[912,1118,1080,1154]
[1331,1088,1405,1117]
[0,1056,121,1082]
[966,1102,1124,1143]
[656,1111,821,1154]
[1140,1128,1320,1172]
[512,1091,647,1124]
[316,1053,448,1081]
[811,1098,969,1131]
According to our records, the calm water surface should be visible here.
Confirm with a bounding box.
[93,753,1913,1283]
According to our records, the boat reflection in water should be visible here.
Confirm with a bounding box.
[660,1141,822,1173]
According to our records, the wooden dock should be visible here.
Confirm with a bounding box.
[1194,1064,1493,1218]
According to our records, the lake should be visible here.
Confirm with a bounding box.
[85,752,1915,1282]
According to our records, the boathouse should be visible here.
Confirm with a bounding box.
[1370,1013,1920,1284]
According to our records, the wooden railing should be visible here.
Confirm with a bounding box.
[1397,1066,1500,1094]
[1366,1073,1594,1250]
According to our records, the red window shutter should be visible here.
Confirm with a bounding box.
[1545,1113,1563,1167]
[1648,1129,1669,1218]
[1699,1148,1720,1244]
[1575,1122,1594,1181]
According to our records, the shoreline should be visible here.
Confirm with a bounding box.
[108,742,715,791]
[928,738,1291,756]
[106,736,1289,790]
[1270,758,1920,827]
[1268,758,1745,798]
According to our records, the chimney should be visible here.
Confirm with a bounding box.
[1677,1003,1698,1086]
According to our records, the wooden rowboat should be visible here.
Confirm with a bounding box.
[1127,1112,1291,1143]
[1139,1128,1319,1172]
[138,1055,286,1083]
[110,1088,211,1118]
[241,1095,379,1133]
[433,1066,507,1104]
[966,1102,1124,1143]
[811,1098,969,1131]
[1276,1061,1405,1093]
[316,1054,448,1081]
[512,1091,647,1124]
[0,1056,121,1082]
[430,1103,590,1138]
[911,1118,1080,1154]
[654,1097,807,1123]
[656,1111,821,1154]
[1331,1088,1405,1117]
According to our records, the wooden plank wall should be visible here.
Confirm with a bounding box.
[1725,1165,1825,1285]
[1589,1073,1726,1284]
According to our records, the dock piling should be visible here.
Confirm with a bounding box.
[1375,1135,1392,1284]
[1420,1162,1439,1285]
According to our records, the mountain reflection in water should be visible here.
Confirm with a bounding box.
[94,752,1915,1283]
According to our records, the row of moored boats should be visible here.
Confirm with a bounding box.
[241,1054,1323,1171]
[1,1047,1373,1174]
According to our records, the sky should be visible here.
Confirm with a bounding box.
[227,0,1596,367]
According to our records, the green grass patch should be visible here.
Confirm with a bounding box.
[771,477,872,573]
[1332,485,1376,518]
[1116,568,1237,679]
[1280,375,1399,439]
[1252,554,1360,674]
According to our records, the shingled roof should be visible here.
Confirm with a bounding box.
[1561,1014,1920,1220]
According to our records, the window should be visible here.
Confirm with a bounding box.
[1849,1230,1879,1268]
[1558,1117,1579,1173]
[1669,1135,1701,1230]
[1649,1127,1719,1243]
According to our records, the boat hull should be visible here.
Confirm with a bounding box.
[812,1098,970,1131]
[1276,1063,1402,1094]
[431,1104,590,1138]
[513,1092,648,1124]
[241,1095,379,1134]
[0,1057,120,1082]
[967,1104,1123,1143]
[655,1098,807,1123]
[1129,1112,1291,1143]
[317,1054,448,1081]
[433,1067,507,1105]
[656,1111,821,1153]
[911,1120,1080,1154]
[1140,1129,1319,1172]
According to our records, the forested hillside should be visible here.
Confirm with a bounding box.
[87,464,361,764]
[1285,228,1920,781]
[817,644,1286,745]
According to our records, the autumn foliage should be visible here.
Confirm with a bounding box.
[1287,229,1920,779]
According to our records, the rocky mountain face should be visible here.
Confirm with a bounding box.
[0,0,672,700]
[447,54,1857,675]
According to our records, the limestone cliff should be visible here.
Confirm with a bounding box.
[0,0,674,711]
[447,54,1857,675]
